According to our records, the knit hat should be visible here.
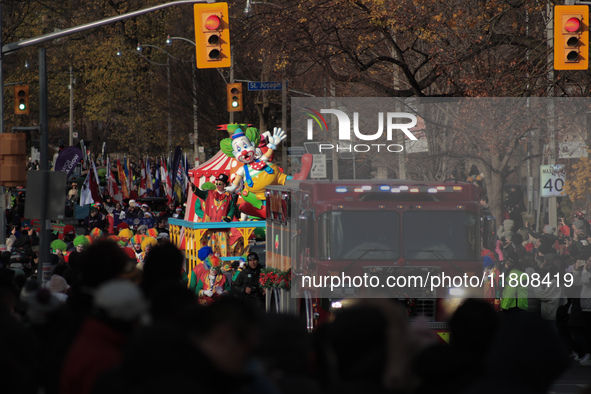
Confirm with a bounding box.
[93,279,148,322]
[90,227,103,238]
[50,239,67,252]
[46,274,69,293]
[73,235,90,248]
[573,220,586,233]
[137,225,149,234]
[156,232,170,241]
[117,222,129,231]
[63,225,76,236]
[543,225,556,235]
[147,228,158,238]
[141,237,157,253]
[482,256,495,269]
[122,247,137,261]
[574,210,587,220]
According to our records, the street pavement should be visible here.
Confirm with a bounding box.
[550,360,591,394]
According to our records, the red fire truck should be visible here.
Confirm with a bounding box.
[264,179,496,332]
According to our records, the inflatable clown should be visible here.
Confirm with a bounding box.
[220,125,287,219]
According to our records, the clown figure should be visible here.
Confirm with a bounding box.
[190,246,230,305]
[221,126,287,219]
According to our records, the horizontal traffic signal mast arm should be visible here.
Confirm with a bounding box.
[2,0,216,54]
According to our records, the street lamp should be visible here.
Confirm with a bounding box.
[244,0,281,17]
[165,35,200,166]
[117,45,176,153]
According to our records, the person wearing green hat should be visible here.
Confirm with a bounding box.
[51,239,68,266]
[73,235,90,253]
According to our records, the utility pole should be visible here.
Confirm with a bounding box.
[547,2,558,233]
[69,66,74,146]
[0,3,5,252]
[281,79,287,172]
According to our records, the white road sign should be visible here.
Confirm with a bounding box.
[540,164,566,198]
[311,154,327,179]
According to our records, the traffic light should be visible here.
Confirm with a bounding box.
[554,5,589,70]
[194,2,231,69]
[14,85,30,115]
[0,133,27,187]
[227,83,243,112]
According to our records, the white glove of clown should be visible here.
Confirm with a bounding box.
[266,127,287,150]
[203,289,214,297]
[225,184,238,193]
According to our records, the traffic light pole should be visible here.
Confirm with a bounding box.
[229,55,235,124]
[38,48,51,284]
[0,0,215,272]
[0,4,5,250]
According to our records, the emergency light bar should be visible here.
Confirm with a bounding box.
[334,185,463,193]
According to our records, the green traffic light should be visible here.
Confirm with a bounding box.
[18,103,26,111]
[232,101,239,108]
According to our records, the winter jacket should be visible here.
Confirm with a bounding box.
[232,264,263,299]
[533,276,566,320]
[60,317,129,394]
[500,269,528,311]
[574,269,591,312]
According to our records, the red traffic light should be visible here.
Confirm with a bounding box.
[204,15,221,30]
[565,17,581,32]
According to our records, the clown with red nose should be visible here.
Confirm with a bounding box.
[220,125,287,219]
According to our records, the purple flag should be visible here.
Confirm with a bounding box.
[54,146,83,175]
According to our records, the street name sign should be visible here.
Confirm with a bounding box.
[247,81,285,91]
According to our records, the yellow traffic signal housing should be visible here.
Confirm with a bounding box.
[226,83,243,112]
[14,85,30,115]
[554,5,589,70]
[194,2,231,69]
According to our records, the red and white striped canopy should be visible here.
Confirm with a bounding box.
[189,150,239,187]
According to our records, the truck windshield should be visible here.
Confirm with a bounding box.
[403,211,479,261]
[318,211,399,260]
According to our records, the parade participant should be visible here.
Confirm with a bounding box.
[172,206,183,219]
[189,246,229,305]
[51,239,68,265]
[500,252,528,313]
[130,235,144,262]
[482,256,501,311]
[232,252,264,307]
[220,125,287,219]
[73,235,90,253]
[137,237,158,270]
[190,174,238,256]
[83,206,104,235]
[118,228,133,244]
[67,182,79,202]
[90,227,103,241]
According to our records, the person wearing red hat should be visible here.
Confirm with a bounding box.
[190,174,238,257]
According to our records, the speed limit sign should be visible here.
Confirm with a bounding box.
[540,164,566,197]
